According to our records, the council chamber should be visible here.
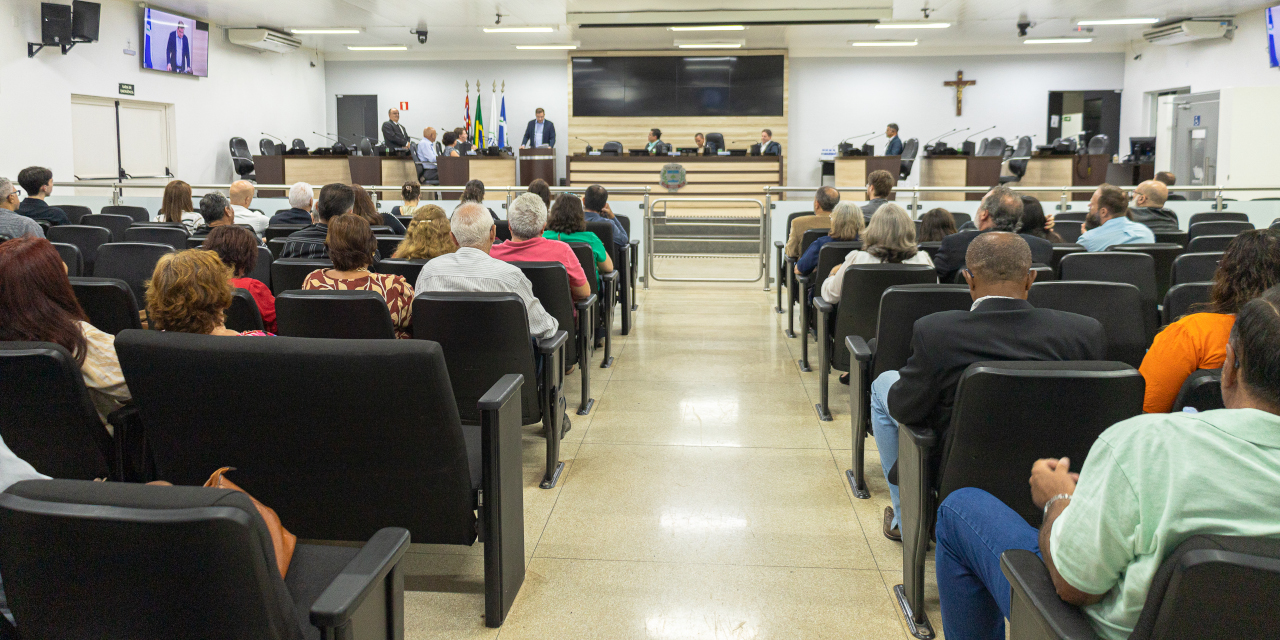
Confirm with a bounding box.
[3,0,1280,638]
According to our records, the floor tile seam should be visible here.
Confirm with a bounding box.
[570,440,845,452]
[522,553,889,573]
[824,446,891,574]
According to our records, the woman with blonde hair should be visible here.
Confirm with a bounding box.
[146,249,272,336]
[796,200,865,277]
[821,202,932,305]
[392,204,457,260]
[157,179,201,232]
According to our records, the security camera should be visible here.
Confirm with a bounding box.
[415,29,428,44]
[1017,20,1032,37]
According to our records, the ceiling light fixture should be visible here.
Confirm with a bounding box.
[483,26,555,33]
[291,28,362,34]
[668,25,745,31]
[515,44,578,49]
[874,22,951,29]
[1076,18,1159,26]
[850,40,918,47]
[678,43,743,48]
[1024,37,1093,44]
[346,45,408,51]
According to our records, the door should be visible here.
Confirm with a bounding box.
[336,95,378,148]
[71,95,173,180]
[1172,92,1220,201]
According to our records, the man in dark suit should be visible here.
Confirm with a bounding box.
[381,108,410,152]
[166,21,191,73]
[932,185,1054,282]
[759,129,781,156]
[869,232,1106,540]
[520,108,556,149]
[884,123,904,156]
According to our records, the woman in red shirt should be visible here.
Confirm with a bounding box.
[201,225,276,332]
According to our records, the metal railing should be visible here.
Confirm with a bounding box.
[644,198,769,288]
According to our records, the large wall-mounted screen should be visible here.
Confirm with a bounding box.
[142,6,209,77]
[1267,5,1279,68]
[572,55,784,117]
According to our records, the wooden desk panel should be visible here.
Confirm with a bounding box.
[437,156,516,200]
[919,156,1002,201]
[1016,157,1077,203]
[567,155,782,216]
[518,147,556,187]
[381,158,417,186]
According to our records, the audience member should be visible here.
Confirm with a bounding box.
[1126,180,1179,232]
[15,166,69,227]
[1155,170,1185,200]
[582,184,630,247]
[862,170,894,223]
[0,237,132,423]
[784,186,841,259]
[393,204,456,260]
[269,182,314,225]
[349,184,384,227]
[1078,184,1154,251]
[201,225,277,333]
[527,179,552,208]
[1017,196,1064,243]
[228,180,269,235]
[933,284,1280,640]
[870,232,1105,540]
[917,208,957,242]
[157,179,202,232]
[491,193,590,300]
[545,193,614,278]
[193,192,237,236]
[459,179,500,221]
[1139,229,1280,412]
[280,183,354,259]
[932,186,1054,281]
[147,249,272,336]
[392,182,420,216]
[0,177,45,239]
[302,215,414,339]
[796,201,864,277]
[821,203,932,305]
[414,203,558,340]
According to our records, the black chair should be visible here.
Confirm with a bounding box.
[981,136,1007,157]
[268,236,291,259]
[414,292,570,490]
[48,225,111,275]
[291,138,308,154]
[917,241,942,260]
[570,242,619,368]
[1172,367,1224,413]
[265,225,307,241]
[601,141,624,155]
[1187,234,1236,253]
[101,205,150,222]
[999,136,1034,184]
[1171,251,1222,285]
[1153,230,1188,246]
[0,343,117,480]
[369,225,393,236]
[1055,223,1084,244]
[1059,252,1159,340]
[115,330,527,627]
[94,243,174,309]
[897,361,1144,636]
[898,138,919,179]
[370,236,400,259]
[124,226,189,250]
[785,227,830,339]
[616,213,640,311]
[1188,220,1252,242]
[243,245,273,289]
[380,212,405,233]
[1050,244,1086,273]
[774,210,809,316]
[81,213,133,241]
[226,288,265,332]
[514,261,598,415]
[1030,263,1055,281]
[1029,282,1148,367]
[50,241,84,276]
[950,212,972,228]
[1161,282,1213,325]
[270,259,330,295]
[58,204,92,224]
[705,132,725,152]
[1054,211,1088,223]
[230,136,255,179]
[1108,243,1184,302]
[259,138,280,155]
[1086,133,1110,155]
[355,137,373,156]
[795,240,861,371]
[375,258,427,283]
[843,284,972,498]
[1002,534,1280,640]
[1187,211,1249,226]
[275,290,396,339]
[812,264,937,420]
[69,277,142,335]
[587,220,632,335]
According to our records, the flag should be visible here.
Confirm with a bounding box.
[474,97,485,151]
[489,89,498,147]
[498,93,508,149]
[463,92,471,141]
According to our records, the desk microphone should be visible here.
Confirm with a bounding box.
[963,126,997,142]
[839,131,876,144]
[573,136,594,153]
[261,133,285,143]
[926,129,958,145]
[313,131,339,143]
[938,127,970,142]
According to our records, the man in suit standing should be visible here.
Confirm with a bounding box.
[166,21,192,74]
[759,129,782,156]
[381,108,410,152]
[932,186,1054,282]
[884,123,904,156]
[870,232,1106,540]
[520,108,556,149]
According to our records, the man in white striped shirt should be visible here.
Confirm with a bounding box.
[414,203,559,340]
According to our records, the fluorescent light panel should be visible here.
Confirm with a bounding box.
[1024,38,1093,44]
[291,28,362,34]
[483,27,555,33]
[850,40,918,47]
[668,25,745,31]
[346,45,408,51]
[678,43,742,48]
[874,22,950,29]
[1076,18,1159,26]
[515,44,578,49]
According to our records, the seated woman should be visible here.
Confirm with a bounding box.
[392,182,419,216]
[156,179,201,233]
[527,179,552,209]
[201,225,276,332]
[917,207,957,242]
[147,249,273,337]
[392,204,456,260]
[1017,195,1063,244]
[821,202,933,305]
[459,179,500,221]
[348,183,405,234]
[302,214,414,338]
[545,192,614,279]
[0,237,132,425]
[796,201,865,277]
[1140,229,1280,412]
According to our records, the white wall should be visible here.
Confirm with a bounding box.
[324,60,570,180]
[0,0,327,186]
[786,53,1125,188]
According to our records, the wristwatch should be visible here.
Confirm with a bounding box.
[1043,493,1073,517]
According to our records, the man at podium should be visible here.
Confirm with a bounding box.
[521,108,556,149]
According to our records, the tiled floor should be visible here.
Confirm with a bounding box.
[403,258,944,639]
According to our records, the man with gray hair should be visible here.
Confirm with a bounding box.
[193,192,236,236]
[0,178,44,239]
[228,180,269,235]
[414,203,558,339]
[932,185,1054,282]
[270,182,315,225]
[490,194,591,300]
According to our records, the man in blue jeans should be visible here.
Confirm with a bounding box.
[934,286,1280,640]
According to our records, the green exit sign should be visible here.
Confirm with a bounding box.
[119,83,135,96]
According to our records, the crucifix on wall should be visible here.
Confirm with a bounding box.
[944,70,977,116]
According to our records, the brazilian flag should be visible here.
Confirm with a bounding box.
[473,99,484,149]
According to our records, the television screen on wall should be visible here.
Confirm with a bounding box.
[572,55,784,117]
[142,6,209,77]
[1267,6,1279,68]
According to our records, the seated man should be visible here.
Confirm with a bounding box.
[1155,170,1185,201]
[933,186,1054,282]
[490,193,591,301]
[870,232,1105,540]
[582,184,629,247]
[1125,179,1179,232]
[269,182,315,225]
[228,180,270,235]
[1078,184,1155,251]
[192,192,237,236]
[280,183,354,259]
[784,186,841,260]
[15,166,69,227]
[0,177,45,239]
[415,127,439,183]
[414,203,558,340]
[861,170,893,223]
[934,285,1280,640]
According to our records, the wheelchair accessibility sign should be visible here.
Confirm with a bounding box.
[661,163,687,191]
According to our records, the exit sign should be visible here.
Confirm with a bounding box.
[119,83,135,96]
[399,101,409,110]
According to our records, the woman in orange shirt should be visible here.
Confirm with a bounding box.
[1140,229,1280,412]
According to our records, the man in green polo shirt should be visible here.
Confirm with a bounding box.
[932,286,1280,640]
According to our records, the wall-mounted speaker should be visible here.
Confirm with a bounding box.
[71,1,101,41]
[40,3,72,45]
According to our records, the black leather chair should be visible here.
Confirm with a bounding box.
[267,237,292,259]
[1162,282,1213,325]
[230,137,255,179]
[1002,534,1280,640]
[270,259,331,295]
[1187,234,1236,253]
[587,220,632,335]
[375,258,427,283]
[1055,223,1084,244]
[69,277,142,335]
[94,242,174,309]
[58,204,92,224]
[843,284,972,498]
[1059,252,1159,340]
[413,292,570,490]
[1086,133,1110,155]
[101,205,150,223]
[124,226,188,250]
[290,138,308,154]
[82,213,133,241]
[705,132,725,152]
[514,261,598,415]
[795,240,861,371]
[1030,263,1056,281]
[495,220,512,242]
[368,225,393,236]
[265,225,307,241]
[774,210,810,316]
[0,479,410,640]
[898,138,919,180]
[0,343,117,480]
[1188,220,1252,242]
[811,264,937,420]
[917,241,942,260]
[1050,244,1086,273]
[601,141,624,155]
[275,290,396,339]
[1107,243,1184,302]
[570,242,619,368]
[1187,211,1249,227]
[50,241,84,276]
[616,213,640,311]
[1173,367,1224,412]
[1171,251,1222,285]
[244,245,272,289]
[896,361,1144,637]
[226,288,265,332]
[48,225,112,275]
[999,136,1034,184]
[114,330,527,627]
[950,212,972,228]
[374,236,401,258]
[357,137,375,156]
[1029,281,1147,367]
[259,138,280,156]
[1153,229,1188,246]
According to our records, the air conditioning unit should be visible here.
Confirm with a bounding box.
[227,28,301,53]
[1142,18,1232,45]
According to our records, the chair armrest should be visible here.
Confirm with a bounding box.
[900,424,938,449]
[536,330,569,355]
[774,240,784,248]
[107,404,149,482]
[813,297,833,314]
[600,270,620,284]
[309,527,411,629]
[630,239,639,247]
[478,373,526,626]
[574,294,598,312]
[478,373,523,411]
[1001,550,1100,640]
[845,335,873,362]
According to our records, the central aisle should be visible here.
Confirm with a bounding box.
[402,262,944,639]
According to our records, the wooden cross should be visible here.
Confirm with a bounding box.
[943,70,977,116]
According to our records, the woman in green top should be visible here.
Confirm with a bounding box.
[544,193,614,278]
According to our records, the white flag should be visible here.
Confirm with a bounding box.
[489,88,498,147]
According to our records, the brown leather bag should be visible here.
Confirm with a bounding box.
[204,467,296,577]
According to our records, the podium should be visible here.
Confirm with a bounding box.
[919,156,1003,201]
[519,147,556,186]
[833,155,901,197]
[438,155,517,200]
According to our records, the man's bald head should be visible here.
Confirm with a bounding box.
[450,203,496,251]
[423,127,436,141]
[229,180,254,206]
[1134,180,1168,208]
[966,232,1032,285]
